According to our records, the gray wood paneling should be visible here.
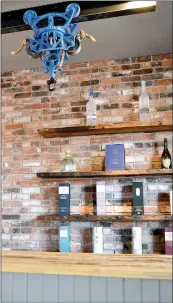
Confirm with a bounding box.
[107,278,124,303]
[160,280,173,303]
[141,279,159,303]
[124,278,141,303]
[42,274,58,303]
[2,272,12,303]
[1,272,173,303]
[90,277,106,303]
[74,276,90,303]
[59,275,74,303]
[27,273,43,303]
[12,273,27,303]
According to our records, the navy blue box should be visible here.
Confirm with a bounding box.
[133,182,144,215]
[105,144,125,170]
[58,183,70,216]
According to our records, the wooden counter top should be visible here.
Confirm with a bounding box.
[2,251,172,280]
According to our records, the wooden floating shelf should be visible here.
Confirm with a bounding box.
[37,121,172,138]
[37,169,172,179]
[2,251,172,280]
[37,214,172,221]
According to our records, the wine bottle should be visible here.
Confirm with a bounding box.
[139,81,150,122]
[161,138,172,169]
[86,89,96,126]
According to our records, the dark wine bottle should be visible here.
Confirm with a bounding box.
[161,138,172,169]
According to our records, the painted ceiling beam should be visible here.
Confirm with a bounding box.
[1,1,156,34]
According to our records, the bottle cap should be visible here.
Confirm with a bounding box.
[89,88,93,96]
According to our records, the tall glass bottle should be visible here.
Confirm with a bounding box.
[86,88,96,126]
[161,138,172,169]
[139,81,150,122]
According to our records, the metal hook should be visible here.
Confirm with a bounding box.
[11,39,29,55]
[47,78,56,91]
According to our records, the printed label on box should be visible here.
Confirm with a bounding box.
[165,232,172,241]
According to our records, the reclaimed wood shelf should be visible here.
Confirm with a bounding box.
[37,169,172,179]
[37,121,172,138]
[37,214,172,221]
[2,251,172,280]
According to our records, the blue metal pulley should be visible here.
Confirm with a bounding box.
[11,3,96,91]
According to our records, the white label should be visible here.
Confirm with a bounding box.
[136,188,140,196]
[165,232,172,241]
[97,185,105,193]
[94,227,103,234]
[60,230,68,237]
[59,186,69,194]
[162,158,171,169]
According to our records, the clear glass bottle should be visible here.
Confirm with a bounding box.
[60,151,77,172]
[139,81,150,122]
[86,88,96,126]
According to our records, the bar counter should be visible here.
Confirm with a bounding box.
[2,251,172,280]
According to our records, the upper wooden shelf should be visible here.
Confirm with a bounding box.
[37,169,172,179]
[38,121,172,138]
[2,251,172,280]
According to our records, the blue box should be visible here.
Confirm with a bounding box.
[105,144,125,170]
[60,225,70,252]
[58,183,70,216]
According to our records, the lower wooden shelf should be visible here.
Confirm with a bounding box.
[2,251,172,280]
[37,214,172,221]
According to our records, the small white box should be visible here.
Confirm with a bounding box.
[170,190,172,215]
[132,227,142,254]
[93,227,103,253]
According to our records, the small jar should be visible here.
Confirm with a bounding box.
[60,151,77,172]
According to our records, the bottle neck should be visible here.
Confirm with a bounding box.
[164,139,168,150]
[141,81,146,94]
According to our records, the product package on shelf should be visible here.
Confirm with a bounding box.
[170,190,172,215]
[93,227,103,253]
[105,144,125,171]
[165,227,173,255]
[60,225,70,252]
[58,183,70,216]
[96,181,106,215]
[133,182,144,215]
[132,227,142,254]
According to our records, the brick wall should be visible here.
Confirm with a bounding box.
[1,53,172,252]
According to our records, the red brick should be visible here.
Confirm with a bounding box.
[166,111,172,119]
[124,113,139,121]
[133,134,155,141]
[5,175,22,181]
[91,137,111,143]
[69,62,89,69]
[154,79,172,85]
[132,56,151,63]
[111,135,133,142]
[121,76,141,82]
[30,194,48,199]
[101,78,121,84]
[152,54,173,61]
[31,103,49,109]
[90,60,108,67]
[15,93,31,99]
[162,60,173,67]
[147,86,166,93]
[5,124,23,130]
